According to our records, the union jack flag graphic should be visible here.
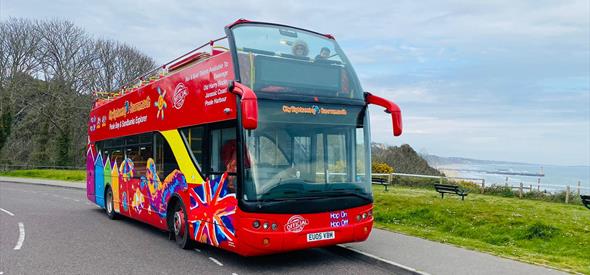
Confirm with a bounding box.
[189,172,237,246]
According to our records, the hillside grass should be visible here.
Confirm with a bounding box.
[0,169,86,181]
[372,185,590,274]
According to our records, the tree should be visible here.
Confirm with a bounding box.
[0,18,156,166]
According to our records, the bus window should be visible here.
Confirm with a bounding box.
[209,127,237,193]
[259,136,288,166]
[127,133,153,177]
[109,137,124,167]
[327,134,347,182]
[155,134,179,179]
[180,126,204,168]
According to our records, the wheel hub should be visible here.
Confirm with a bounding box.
[174,210,184,236]
[106,191,112,213]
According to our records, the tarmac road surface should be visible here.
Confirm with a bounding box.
[0,181,392,275]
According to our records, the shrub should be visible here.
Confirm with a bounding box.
[372,161,394,174]
[518,222,560,240]
[484,185,515,197]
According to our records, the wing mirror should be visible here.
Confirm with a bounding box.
[228,81,258,130]
[365,92,402,136]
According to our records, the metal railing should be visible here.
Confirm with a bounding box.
[371,172,589,204]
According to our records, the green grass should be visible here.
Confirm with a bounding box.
[0,169,86,181]
[373,185,590,274]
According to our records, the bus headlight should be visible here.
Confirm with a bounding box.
[271,223,278,231]
[252,220,261,229]
[262,222,269,230]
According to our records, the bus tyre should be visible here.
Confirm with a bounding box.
[105,187,117,220]
[172,201,192,249]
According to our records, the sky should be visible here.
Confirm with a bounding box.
[2,0,589,166]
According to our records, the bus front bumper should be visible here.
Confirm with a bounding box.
[234,209,373,256]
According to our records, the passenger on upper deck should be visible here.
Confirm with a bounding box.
[291,40,309,57]
[315,47,331,60]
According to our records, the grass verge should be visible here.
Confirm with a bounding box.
[372,185,590,274]
[0,169,86,182]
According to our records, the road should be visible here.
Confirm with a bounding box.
[0,181,392,275]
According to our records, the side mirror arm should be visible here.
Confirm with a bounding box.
[228,81,258,129]
[365,92,402,136]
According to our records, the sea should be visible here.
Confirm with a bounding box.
[435,163,590,194]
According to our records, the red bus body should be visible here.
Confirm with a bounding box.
[87,20,400,256]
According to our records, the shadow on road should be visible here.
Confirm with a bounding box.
[90,208,384,274]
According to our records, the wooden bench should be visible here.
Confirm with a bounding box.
[434,184,468,200]
[372,177,390,191]
[581,195,590,210]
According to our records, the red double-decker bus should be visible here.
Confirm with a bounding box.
[86,19,402,256]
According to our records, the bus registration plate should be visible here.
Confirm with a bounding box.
[306,231,335,242]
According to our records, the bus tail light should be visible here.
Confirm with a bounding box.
[365,92,402,136]
[228,81,258,130]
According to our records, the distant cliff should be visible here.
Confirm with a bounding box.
[372,143,443,176]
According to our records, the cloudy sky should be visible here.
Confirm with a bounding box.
[3,0,589,165]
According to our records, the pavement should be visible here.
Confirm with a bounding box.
[0,177,569,275]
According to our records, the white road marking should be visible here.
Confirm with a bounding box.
[0,207,15,216]
[194,248,201,252]
[74,199,80,202]
[208,257,223,266]
[14,222,25,250]
[232,273,238,275]
[338,244,431,275]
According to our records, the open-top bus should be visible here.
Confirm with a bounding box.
[86,19,402,256]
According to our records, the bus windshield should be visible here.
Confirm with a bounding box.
[242,100,371,202]
[231,24,364,100]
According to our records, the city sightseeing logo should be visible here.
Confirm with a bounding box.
[284,215,309,233]
[312,105,320,115]
[173,82,188,109]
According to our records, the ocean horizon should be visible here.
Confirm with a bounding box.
[435,162,590,194]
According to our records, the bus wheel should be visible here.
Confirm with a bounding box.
[172,201,192,249]
[105,187,118,220]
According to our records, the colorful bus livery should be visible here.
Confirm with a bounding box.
[87,19,402,256]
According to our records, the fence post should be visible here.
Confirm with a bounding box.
[439,176,443,185]
[577,181,581,196]
[505,176,509,187]
[519,182,523,198]
[537,178,540,192]
[387,174,392,185]
[565,185,570,204]
[529,184,532,193]
[481,179,485,194]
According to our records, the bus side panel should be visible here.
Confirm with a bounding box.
[86,144,96,202]
[187,172,238,249]
[94,153,105,208]
[104,158,112,208]
[111,160,121,213]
